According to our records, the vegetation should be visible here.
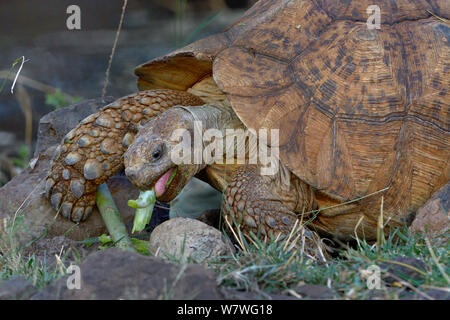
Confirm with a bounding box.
[1,202,448,299]
[209,225,449,299]
[11,144,30,169]
[45,89,82,109]
[0,215,74,289]
[95,183,137,253]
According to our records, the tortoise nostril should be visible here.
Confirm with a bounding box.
[125,167,139,181]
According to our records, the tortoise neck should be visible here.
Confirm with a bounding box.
[175,104,245,168]
[178,104,243,133]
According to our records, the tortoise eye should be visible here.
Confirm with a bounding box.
[151,144,164,161]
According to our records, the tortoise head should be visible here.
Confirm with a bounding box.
[123,108,203,203]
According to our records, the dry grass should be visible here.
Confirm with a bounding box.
[208,215,449,299]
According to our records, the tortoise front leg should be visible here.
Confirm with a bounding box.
[221,165,317,240]
[45,90,203,222]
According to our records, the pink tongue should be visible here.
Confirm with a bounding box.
[155,168,174,197]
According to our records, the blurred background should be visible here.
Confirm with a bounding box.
[0,0,256,186]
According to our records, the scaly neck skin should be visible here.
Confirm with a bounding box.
[170,104,244,191]
[178,104,244,135]
[175,104,246,165]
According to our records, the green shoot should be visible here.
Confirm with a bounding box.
[128,189,156,233]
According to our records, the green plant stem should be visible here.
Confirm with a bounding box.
[96,183,137,253]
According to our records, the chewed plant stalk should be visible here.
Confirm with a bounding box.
[95,183,137,252]
[128,189,156,233]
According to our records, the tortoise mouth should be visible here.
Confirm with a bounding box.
[151,166,184,203]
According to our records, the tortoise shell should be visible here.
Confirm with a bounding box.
[135,0,449,234]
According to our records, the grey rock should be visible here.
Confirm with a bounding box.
[20,236,96,269]
[414,289,450,300]
[380,256,427,284]
[292,284,336,300]
[0,277,37,300]
[31,248,223,300]
[410,182,449,239]
[400,289,450,300]
[149,217,234,264]
[220,287,297,300]
[34,97,114,157]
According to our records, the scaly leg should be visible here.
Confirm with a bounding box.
[221,165,318,240]
[45,90,203,222]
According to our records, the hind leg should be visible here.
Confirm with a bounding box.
[45,90,203,222]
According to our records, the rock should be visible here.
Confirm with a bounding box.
[0,276,37,300]
[20,236,97,268]
[400,289,450,300]
[410,183,449,239]
[149,217,234,264]
[21,235,79,257]
[413,289,450,300]
[34,97,114,157]
[31,248,223,300]
[292,284,336,300]
[379,256,427,284]
[220,287,297,300]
